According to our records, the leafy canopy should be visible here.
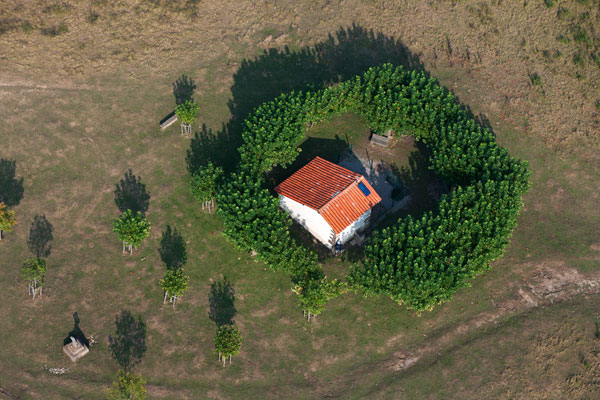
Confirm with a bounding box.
[21,258,47,284]
[106,370,146,400]
[0,202,16,233]
[112,210,151,248]
[190,162,223,202]
[214,325,242,358]
[175,100,199,125]
[159,269,189,298]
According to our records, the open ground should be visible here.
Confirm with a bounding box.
[1,0,599,398]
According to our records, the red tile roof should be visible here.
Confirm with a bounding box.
[275,157,382,234]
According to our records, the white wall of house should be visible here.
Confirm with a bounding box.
[336,209,370,245]
[279,195,335,247]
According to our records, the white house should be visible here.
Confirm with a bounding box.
[275,156,382,249]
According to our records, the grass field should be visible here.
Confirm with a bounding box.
[1,0,599,399]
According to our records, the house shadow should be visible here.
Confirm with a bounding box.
[186,23,425,175]
[63,312,89,347]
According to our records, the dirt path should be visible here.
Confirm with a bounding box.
[387,261,600,372]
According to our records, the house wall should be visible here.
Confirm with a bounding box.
[279,195,335,248]
[337,209,371,245]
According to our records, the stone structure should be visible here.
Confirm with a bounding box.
[63,336,89,362]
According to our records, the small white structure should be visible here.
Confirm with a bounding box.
[275,157,381,249]
[63,336,89,362]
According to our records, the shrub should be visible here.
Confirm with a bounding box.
[530,72,543,86]
[43,3,71,14]
[573,27,590,45]
[556,34,570,44]
[57,23,68,34]
[557,7,570,20]
[544,0,555,7]
[41,24,68,36]
[21,21,33,33]
[87,11,99,24]
[573,52,585,67]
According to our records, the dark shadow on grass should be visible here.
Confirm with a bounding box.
[209,276,236,327]
[63,311,89,347]
[108,310,146,372]
[376,140,449,227]
[173,74,196,105]
[28,214,53,259]
[159,225,187,270]
[186,24,424,175]
[0,159,24,207]
[114,169,150,215]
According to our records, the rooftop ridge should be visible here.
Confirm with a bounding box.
[318,176,361,212]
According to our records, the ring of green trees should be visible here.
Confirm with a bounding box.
[213,63,530,315]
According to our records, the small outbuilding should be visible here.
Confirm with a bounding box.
[275,156,382,249]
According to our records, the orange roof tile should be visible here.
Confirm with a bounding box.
[275,157,382,234]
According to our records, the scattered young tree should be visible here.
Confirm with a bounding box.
[112,210,151,255]
[190,162,223,212]
[159,268,189,309]
[0,202,16,240]
[175,100,199,137]
[214,325,242,366]
[21,258,47,300]
[106,370,146,400]
[27,214,53,258]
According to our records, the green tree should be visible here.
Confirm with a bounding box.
[175,100,199,137]
[112,210,151,255]
[214,325,242,366]
[159,268,189,309]
[0,202,16,240]
[106,370,146,400]
[190,162,223,212]
[21,258,47,300]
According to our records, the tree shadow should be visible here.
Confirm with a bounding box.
[387,140,449,221]
[158,225,187,270]
[108,310,146,372]
[63,311,89,347]
[186,123,235,174]
[186,23,424,175]
[27,214,53,259]
[173,74,196,105]
[464,103,496,138]
[114,169,150,215]
[0,159,24,207]
[208,276,237,327]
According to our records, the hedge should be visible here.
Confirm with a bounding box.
[212,63,529,314]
